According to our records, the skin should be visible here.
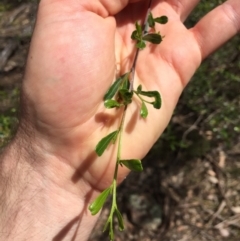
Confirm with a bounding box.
[0,0,239,240]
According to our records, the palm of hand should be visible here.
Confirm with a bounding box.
[22,0,204,190]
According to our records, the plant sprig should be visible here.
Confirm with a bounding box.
[89,1,168,240]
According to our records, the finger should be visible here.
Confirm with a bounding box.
[161,0,200,21]
[39,0,144,18]
[191,0,240,59]
[80,0,145,16]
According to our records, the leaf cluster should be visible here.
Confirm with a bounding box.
[104,72,132,107]
[103,74,161,120]
[92,74,161,240]
[89,184,124,240]
[131,13,168,49]
[89,10,167,241]
[134,84,161,118]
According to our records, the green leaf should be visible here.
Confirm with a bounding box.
[103,219,114,241]
[109,228,114,241]
[147,12,155,28]
[121,73,130,90]
[112,131,119,144]
[140,101,148,118]
[95,131,119,156]
[103,219,110,232]
[142,33,162,44]
[136,40,146,49]
[104,77,123,101]
[115,208,124,231]
[135,21,142,36]
[154,15,168,24]
[104,99,121,109]
[89,187,111,215]
[139,90,162,109]
[137,84,142,93]
[119,159,143,172]
[131,30,139,40]
[119,89,133,105]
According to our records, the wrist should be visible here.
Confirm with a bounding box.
[0,128,99,241]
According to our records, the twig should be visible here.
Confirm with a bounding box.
[206,200,226,227]
[215,214,240,229]
[130,0,153,91]
[206,154,234,214]
[181,115,203,141]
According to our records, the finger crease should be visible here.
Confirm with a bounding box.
[221,3,240,33]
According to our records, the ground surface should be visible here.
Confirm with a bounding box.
[0,2,240,241]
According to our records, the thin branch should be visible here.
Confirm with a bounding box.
[130,0,152,91]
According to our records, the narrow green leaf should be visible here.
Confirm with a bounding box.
[109,228,114,241]
[121,73,130,90]
[89,187,111,215]
[112,131,119,144]
[119,159,143,172]
[103,219,110,232]
[154,16,168,24]
[104,99,121,109]
[103,219,114,241]
[119,89,133,105]
[122,79,130,90]
[147,12,155,28]
[115,208,124,231]
[140,101,148,118]
[131,30,140,40]
[104,77,123,101]
[135,21,142,36]
[136,40,146,49]
[137,84,142,93]
[139,90,161,109]
[95,131,119,156]
[142,33,162,44]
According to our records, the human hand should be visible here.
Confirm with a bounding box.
[1,0,239,240]
[21,0,239,191]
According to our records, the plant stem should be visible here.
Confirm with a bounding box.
[143,0,152,34]
[130,0,153,91]
[112,105,127,184]
[112,106,127,201]
[107,105,128,236]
